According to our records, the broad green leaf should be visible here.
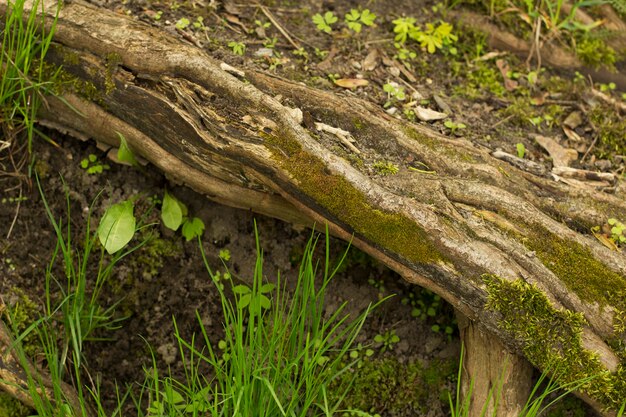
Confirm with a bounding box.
[260,283,275,293]
[98,200,136,254]
[259,294,271,310]
[516,143,526,159]
[182,217,205,241]
[116,131,138,166]
[233,285,251,295]
[238,294,251,309]
[360,9,376,26]
[162,191,183,231]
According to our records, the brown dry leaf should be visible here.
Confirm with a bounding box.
[592,231,619,251]
[414,106,447,121]
[562,126,583,142]
[534,135,578,167]
[334,78,369,89]
[530,92,548,105]
[223,0,240,15]
[495,59,518,91]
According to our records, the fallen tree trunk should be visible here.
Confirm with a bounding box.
[1,0,626,414]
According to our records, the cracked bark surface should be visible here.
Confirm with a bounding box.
[1,0,625,414]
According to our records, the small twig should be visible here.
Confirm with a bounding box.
[6,185,22,239]
[492,114,514,128]
[315,122,361,154]
[258,5,300,50]
[363,38,394,45]
[580,134,598,163]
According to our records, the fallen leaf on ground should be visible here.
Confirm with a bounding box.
[414,106,447,121]
[495,59,518,91]
[562,126,583,142]
[534,135,578,167]
[334,78,369,88]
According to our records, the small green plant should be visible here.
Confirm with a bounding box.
[598,82,617,92]
[161,190,205,241]
[608,219,626,245]
[193,16,206,30]
[417,22,458,54]
[344,8,377,33]
[293,47,309,63]
[116,131,139,166]
[347,343,375,368]
[392,17,421,44]
[232,282,275,316]
[374,329,400,353]
[444,120,467,135]
[255,19,271,31]
[392,18,457,54]
[80,153,110,174]
[312,11,338,34]
[263,36,278,48]
[382,82,406,108]
[516,142,526,158]
[373,161,399,176]
[175,17,190,29]
[368,277,386,299]
[227,41,246,55]
[219,248,231,261]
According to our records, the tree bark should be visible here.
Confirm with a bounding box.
[1,0,626,414]
[457,312,534,417]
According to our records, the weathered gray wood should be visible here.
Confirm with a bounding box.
[1,0,625,414]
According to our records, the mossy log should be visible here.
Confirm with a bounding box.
[1,0,626,414]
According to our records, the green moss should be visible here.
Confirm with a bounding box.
[372,161,399,176]
[330,357,455,415]
[104,52,122,95]
[2,288,42,358]
[524,225,626,306]
[452,60,506,99]
[263,131,444,265]
[0,393,31,417]
[61,49,81,66]
[130,231,181,281]
[484,274,626,409]
[576,37,616,70]
[588,105,626,160]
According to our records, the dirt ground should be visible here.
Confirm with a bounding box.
[2,0,624,415]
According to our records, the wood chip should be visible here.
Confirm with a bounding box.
[533,135,578,167]
[552,166,615,183]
